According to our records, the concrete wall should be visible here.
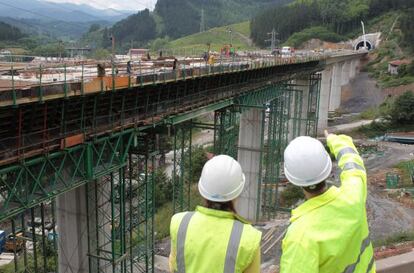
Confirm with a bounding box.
[377,251,414,273]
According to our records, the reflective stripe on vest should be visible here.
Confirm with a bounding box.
[343,162,365,172]
[176,212,244,273]
[224,220,244,273]
[342,236,372,273]
[177,212,195,273]
[337,147,358,162]
[365,256,375,273]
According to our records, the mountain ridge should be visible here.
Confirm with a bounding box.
[0,0,133,22]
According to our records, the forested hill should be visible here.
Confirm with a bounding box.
[102,0,292,49]
[0,22,24,41]
[154,0,292,39]
[251,0,414,47]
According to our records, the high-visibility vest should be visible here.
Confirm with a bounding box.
[170,206,262,273]
[280,134,375,273]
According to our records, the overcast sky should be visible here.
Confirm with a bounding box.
[44,0,157,11]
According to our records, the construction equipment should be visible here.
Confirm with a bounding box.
[4,233,25,252]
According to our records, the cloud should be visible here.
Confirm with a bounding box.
[43,0,157,11]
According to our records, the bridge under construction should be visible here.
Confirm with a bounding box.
[0,51,365,273]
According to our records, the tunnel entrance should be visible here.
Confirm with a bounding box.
[355,40,373,50]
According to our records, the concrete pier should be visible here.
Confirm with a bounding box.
[329,63,343,111]
[57,185,89,273]
[318,66,333,135]
[237,108,263,222]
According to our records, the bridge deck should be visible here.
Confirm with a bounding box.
[0,58,322,167]
[0,56,321,107]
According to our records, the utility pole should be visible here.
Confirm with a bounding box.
[200,9,205,33]
[265,28,278,52]
[110,34,115,62]
[227,28,233,45]
[361,21,367,50]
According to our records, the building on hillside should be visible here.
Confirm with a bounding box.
[388,60,410,75]
[128,49,149,59]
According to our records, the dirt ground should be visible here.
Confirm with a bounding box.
[340,72,384,114]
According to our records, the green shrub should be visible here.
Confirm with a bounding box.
[285,26,346,48]
[373,230,414,247]
[388,91,414,124]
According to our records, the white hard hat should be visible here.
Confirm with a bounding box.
[198,155,245,202]
[284,136,332,187]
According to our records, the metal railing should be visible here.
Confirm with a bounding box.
[0,54,324,107]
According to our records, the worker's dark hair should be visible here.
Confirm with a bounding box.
[303,181,326,194]
[205,200,237,214]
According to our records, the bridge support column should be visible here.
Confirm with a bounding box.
[236,108,264,222]
[342,61,351,85]
[349,60,356,79]
[351,59,360,79]
[318,67,333,135]
[56,185,89,273]
[329,63,343,112]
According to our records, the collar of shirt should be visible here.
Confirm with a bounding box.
[290,186,341,223]
[196,206,251,224]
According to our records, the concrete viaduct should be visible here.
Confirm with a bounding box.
[0,51,365,273]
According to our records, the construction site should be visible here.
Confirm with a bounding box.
[0,47,413,273]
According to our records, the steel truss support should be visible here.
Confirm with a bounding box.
[260,93,293,220]
[306,74,322,137]
[86,132,155,273]
[4,201,59,273]
[214,107,240,159]
[0,130,134,222]
[172,122,193,213]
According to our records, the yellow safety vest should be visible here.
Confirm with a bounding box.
[170,206,262,273]
[280,134,375,273]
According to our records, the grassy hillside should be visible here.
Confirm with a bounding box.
[365,11,414,88]
[165,21,256,54]
[154,0,291,39]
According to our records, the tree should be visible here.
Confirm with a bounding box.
[111,9,157,49]
[388,91,414,125]
[92,48,111,60]
[149,37,170,52]
[154,169,173,208]
[0,22,24,41]
[400,9,414,51]
[88,23,100,33]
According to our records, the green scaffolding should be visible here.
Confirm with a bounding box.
[86,132,155,273]
[172,122,193,214]
[2,202,59,273]
[214,107,240,159]
[0,72,322,273]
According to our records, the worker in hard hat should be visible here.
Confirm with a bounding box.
[169,155,262,273]
[280,130,375,273]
